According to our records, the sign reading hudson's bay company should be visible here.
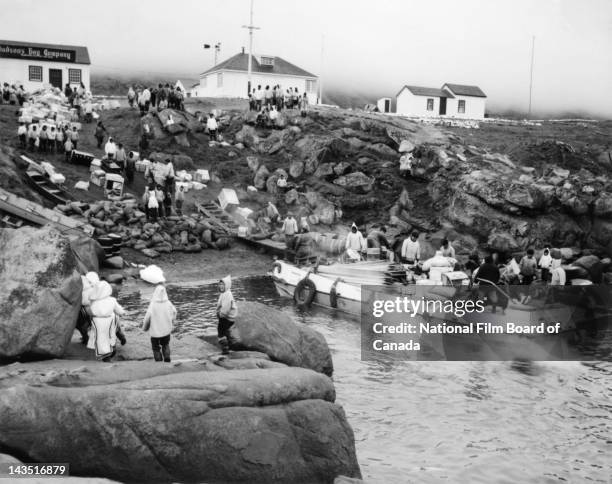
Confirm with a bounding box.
[0,43,75,63]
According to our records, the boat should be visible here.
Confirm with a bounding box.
[269,259,470,316]
[24,168,74,206]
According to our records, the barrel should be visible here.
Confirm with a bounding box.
[97,236,114,257]
[107,233,123,256]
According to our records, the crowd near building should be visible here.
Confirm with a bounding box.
[192,49,319,105]
[0,40,90,92]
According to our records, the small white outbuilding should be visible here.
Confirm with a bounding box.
[396,83,486,119]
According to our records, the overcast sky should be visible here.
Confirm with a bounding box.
[2,0,611,116]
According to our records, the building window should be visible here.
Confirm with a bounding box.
[426,98,434,111]
[29,65,42,82]
[458,100,466,113]
[306,79,316,93]
[217,73,223,87]
[260,56,274,66]
[68,69,81,84]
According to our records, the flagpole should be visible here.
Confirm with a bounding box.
[242,0,260,97]
[528,35,535,117]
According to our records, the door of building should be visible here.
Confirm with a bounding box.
[384,99,390,113]
[439,97,447,115]
[49,69,62,89]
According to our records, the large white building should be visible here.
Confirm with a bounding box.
[396,83,487,119]
[0,40,91,92]
[192,50,319,104]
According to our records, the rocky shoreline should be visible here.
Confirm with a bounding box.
[0,225,361,483]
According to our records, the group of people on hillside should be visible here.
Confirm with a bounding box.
[64,82,94,121]
[128,84,186,115]
[249,85,306,112]
[18,122,80,157]
[78,270,238,362]
[2,82,26,105]
[141,157,186,219]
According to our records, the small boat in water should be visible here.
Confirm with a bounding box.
[269,259,470,315]
[25,169,73,206]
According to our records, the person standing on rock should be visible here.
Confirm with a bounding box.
[367,225,390,250]
[300,92,309,117]
[104,136,117,158]
[519,248,537,285]
[125,151,136,184]
[175,185,185,216]
[27,124,38,151]
[155,185,166,219]
[70,126,79,150]
[475,255,502,313]
[254,85,264,111]
[207,113,218,141]
[281,212,298,260]
[55,126,64,154]
[142,283,176,362]
[216,275,238,355]
[88,281,126,362]
[127,85,136,108]
[115,143,127,171]
[550,258,566,286]
[17,122,27,149]
[77,271,100,344]
[401,230,421,265]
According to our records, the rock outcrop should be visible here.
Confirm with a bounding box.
[232,301,334,376]
[0,363,361,484]
[0,226,82,359]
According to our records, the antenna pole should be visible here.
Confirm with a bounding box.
[528,35,535,117]
[242,0,260,97]
[319,34,324,105]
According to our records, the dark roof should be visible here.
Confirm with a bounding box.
[200,53,316,78]
[0,39,90,64]
[397,85,454,98]
[442,83,486,98]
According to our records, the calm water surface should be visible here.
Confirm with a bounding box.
[119,276,612,484]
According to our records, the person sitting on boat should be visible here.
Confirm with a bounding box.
[345,223,367,260]
[87,281,126,362]
[550,258,566,286]
[440,239,455,258]
[217,275,238,355]
[367,225,390,249]
[401,231,421,265]
[475,255,503,313]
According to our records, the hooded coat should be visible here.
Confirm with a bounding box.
[345,223,366,251]
[81,271,100,311]
[143,285,176,338]
[217,275,238,321]
[87,281,125,358]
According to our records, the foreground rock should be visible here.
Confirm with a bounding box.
[0,364,361,484]
[232,301,334,376]
[0,226,81,359]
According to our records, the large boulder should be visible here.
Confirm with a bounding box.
[574,255,604,283]
[0,226,82,359]
[235,125,260,148]
[289,160,304,178]
[0,364,361,484]
[232,301,334,376]
[246,155,260,173]
[253,165,270,190]
[68,234,104,273]
[333,172,375,193]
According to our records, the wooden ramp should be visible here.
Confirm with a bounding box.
[197,201,240,236]
[0,187,94,237]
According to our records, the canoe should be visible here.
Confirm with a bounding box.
[25,169,73,206]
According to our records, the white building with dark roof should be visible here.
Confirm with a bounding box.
[0,40,91,92]
[192,50,318,103]
[396,83,486,119]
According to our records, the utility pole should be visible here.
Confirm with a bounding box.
[242,0,260,97]
[319,34,324,105]
[528,35,535,117]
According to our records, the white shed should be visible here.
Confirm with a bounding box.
[396,83,486,119]
[377,97,392,113]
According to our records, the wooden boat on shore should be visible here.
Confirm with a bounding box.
[24,169,74,206]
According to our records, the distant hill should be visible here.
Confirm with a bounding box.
[91,74,198,96]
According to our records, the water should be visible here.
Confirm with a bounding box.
[119,276,612,484]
